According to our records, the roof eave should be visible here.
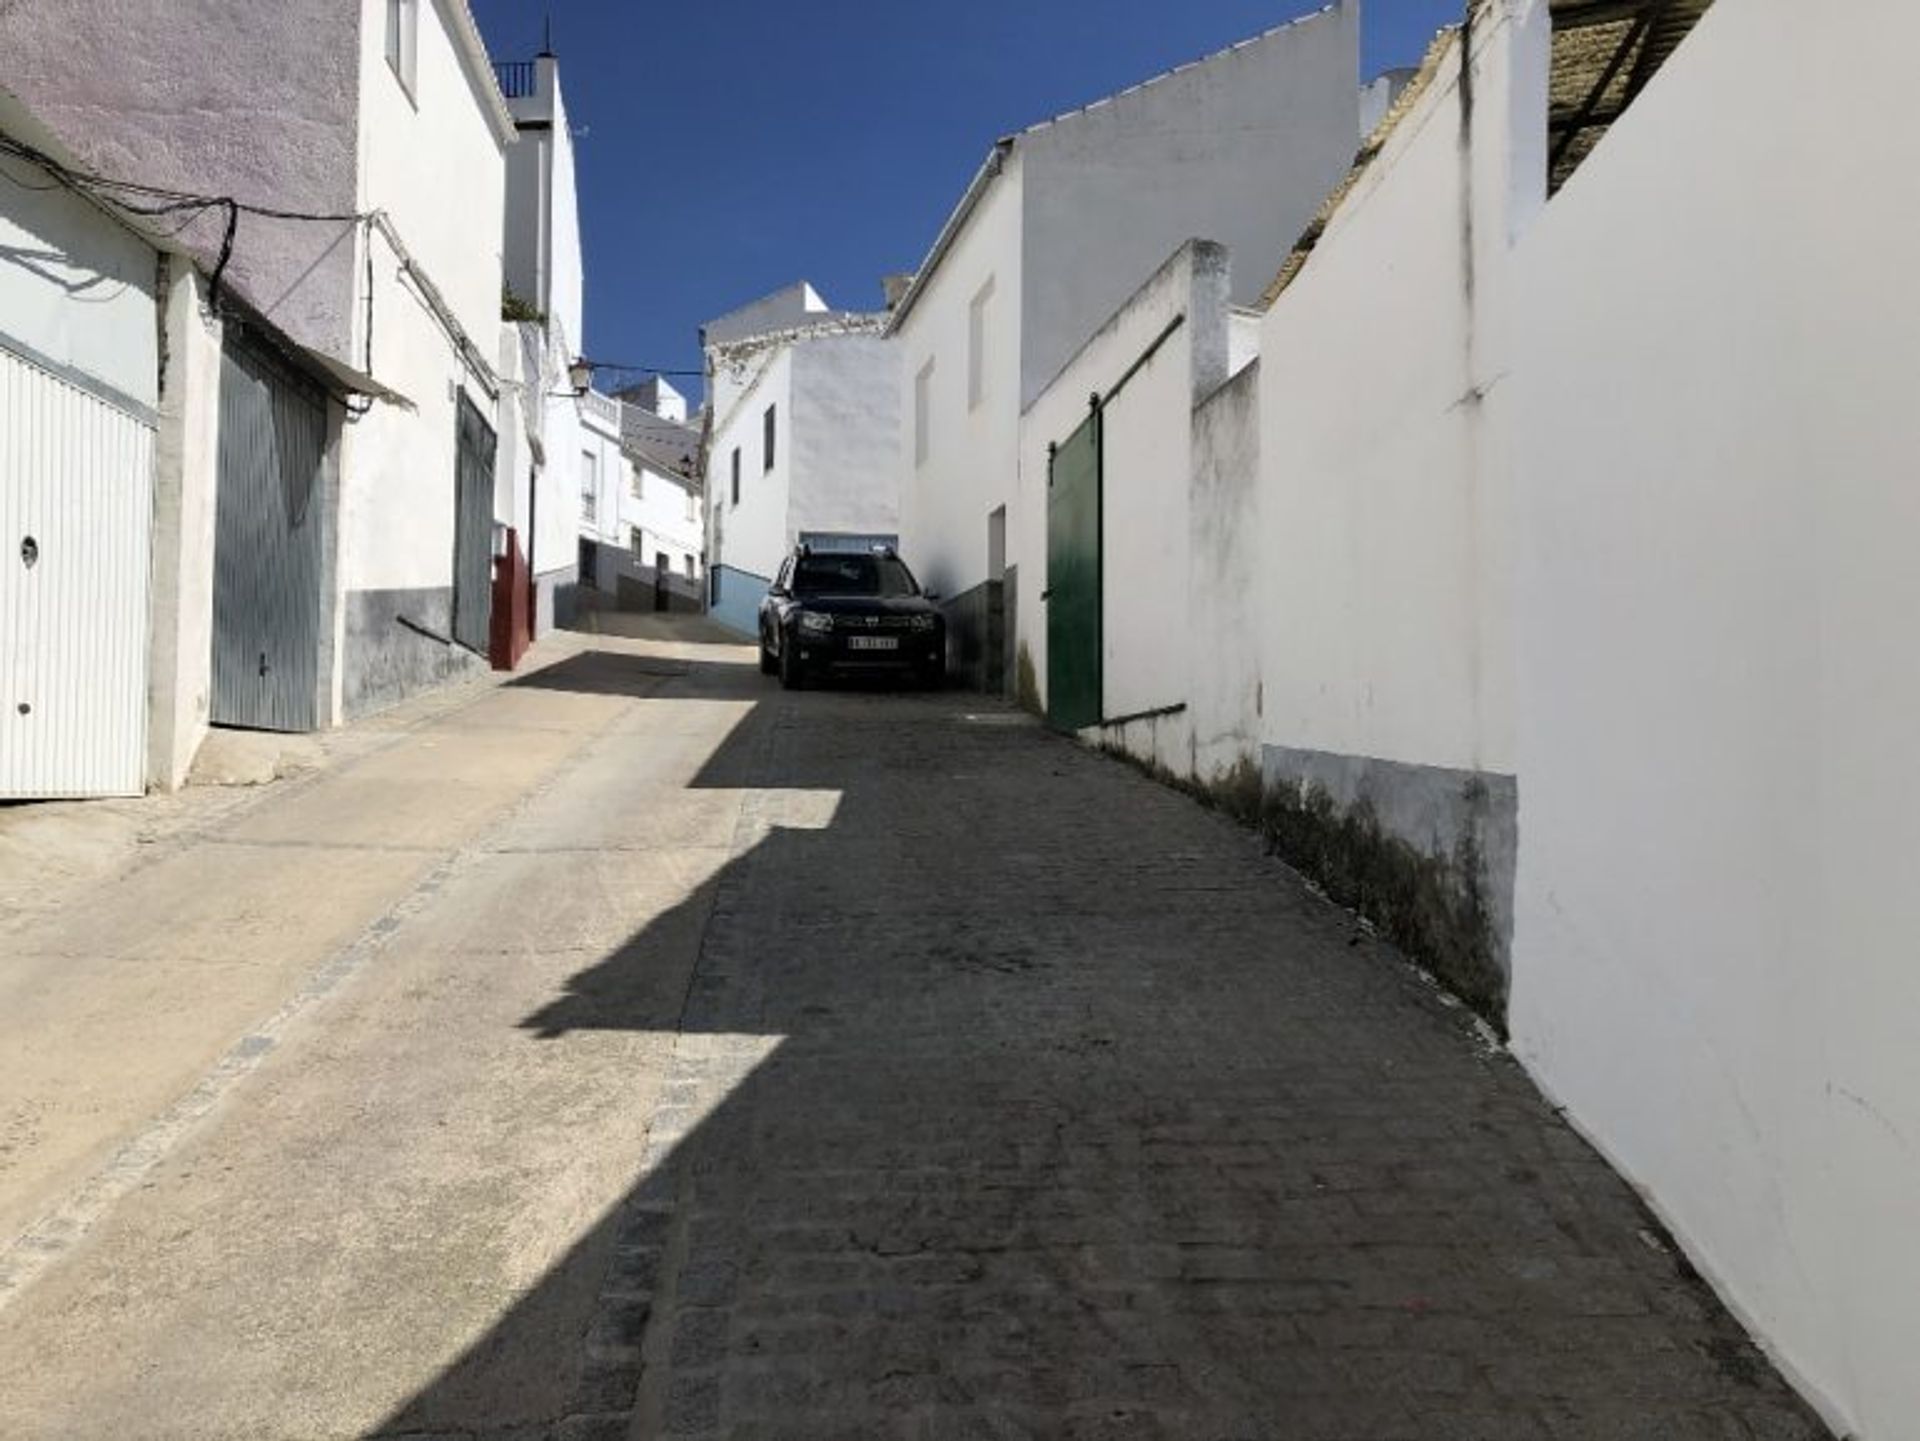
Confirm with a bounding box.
[437,0,518,148]
[884,137,1015,336]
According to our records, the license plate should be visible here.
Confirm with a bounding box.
[847,636,898,652]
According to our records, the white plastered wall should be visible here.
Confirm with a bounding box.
[340,0,506,603]
[1018,0,1358,410]
[789,334,902,545]
[545,69,584,355]
[1255,15,1519,780]
[895,153,1024,601]
[1507,0,1920,1433]
[146,263,225,790]
[618,465,703,580]
[579,396,628,548]
[708,345,794,586]
[1187,357,1262,780]
[0,135,159,410]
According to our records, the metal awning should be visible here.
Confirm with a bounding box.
[291,342,416,410]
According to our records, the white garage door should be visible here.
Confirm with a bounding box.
[0,342,155,798]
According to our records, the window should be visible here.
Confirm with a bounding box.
[968,277,995,410]
[385,0,418,97]
[631,467,644,501]
[580,449,598,524]
[684,554,695,580]
[914,358,934,466]
[630,527,645,559]
[730,447,741,506]
[763,404,776,472]
[792,553,920,599]
[684,487,697,523]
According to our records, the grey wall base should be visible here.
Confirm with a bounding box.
[343,587,486,721]
[1261,743,1517,1024]
[940,579,1006,693]
[1001,565,1019,701]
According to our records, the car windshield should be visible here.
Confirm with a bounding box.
[792,554,919,598]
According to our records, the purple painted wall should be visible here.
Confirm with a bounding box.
[0,0,363,358]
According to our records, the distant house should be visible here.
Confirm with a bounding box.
[563,387,706,617]
[618,402,706,596]
[701,283,900,636]
[0,0,514,792]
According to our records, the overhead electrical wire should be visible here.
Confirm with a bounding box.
[0,131,496,414]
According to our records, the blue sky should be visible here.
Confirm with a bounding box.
[467,0,1463,392]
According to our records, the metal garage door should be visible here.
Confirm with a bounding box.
[0,343,156,799]
[1046,405,1102,731]
[211,334,328,732]
[451,393,495,654]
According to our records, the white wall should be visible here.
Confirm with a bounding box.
[1256,18,1519,779]
[545,66,584,353]
[341,0,507,599]
[538,318,588,583]
[146,263,225,791]
[895,153,1024,600]
[1187,358,1262,780]
[618,464,703,581]
[578,392,629,547]
[789,334,901,545]
[0,133,159,411]
[1018,1,1358,409]
[1508,1,1920,1433]
[708,344,794,587]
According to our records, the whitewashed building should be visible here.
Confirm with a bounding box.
[618,404,705,594]
[702,284,898,636]
[0,0,515,735]
[890,2,1363,685]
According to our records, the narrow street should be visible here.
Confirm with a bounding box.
[0,623,1823,1439]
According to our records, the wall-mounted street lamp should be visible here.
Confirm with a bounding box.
[567,357,594,395]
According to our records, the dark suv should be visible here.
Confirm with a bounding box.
[758,547,945,690]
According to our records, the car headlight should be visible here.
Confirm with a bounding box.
[797,610,834,635]
[909,614,938,632]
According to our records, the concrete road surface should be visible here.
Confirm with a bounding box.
[0,621,1827,1439]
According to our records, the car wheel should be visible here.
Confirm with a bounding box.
[778,632,806,691]
[758,629,776,675]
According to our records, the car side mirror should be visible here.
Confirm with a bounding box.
[923,590,941,602]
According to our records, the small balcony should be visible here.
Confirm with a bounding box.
[494,60,538,100]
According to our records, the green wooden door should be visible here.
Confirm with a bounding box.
[1047,407,1102,730]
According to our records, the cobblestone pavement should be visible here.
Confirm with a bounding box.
[381,655,1828,1440]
